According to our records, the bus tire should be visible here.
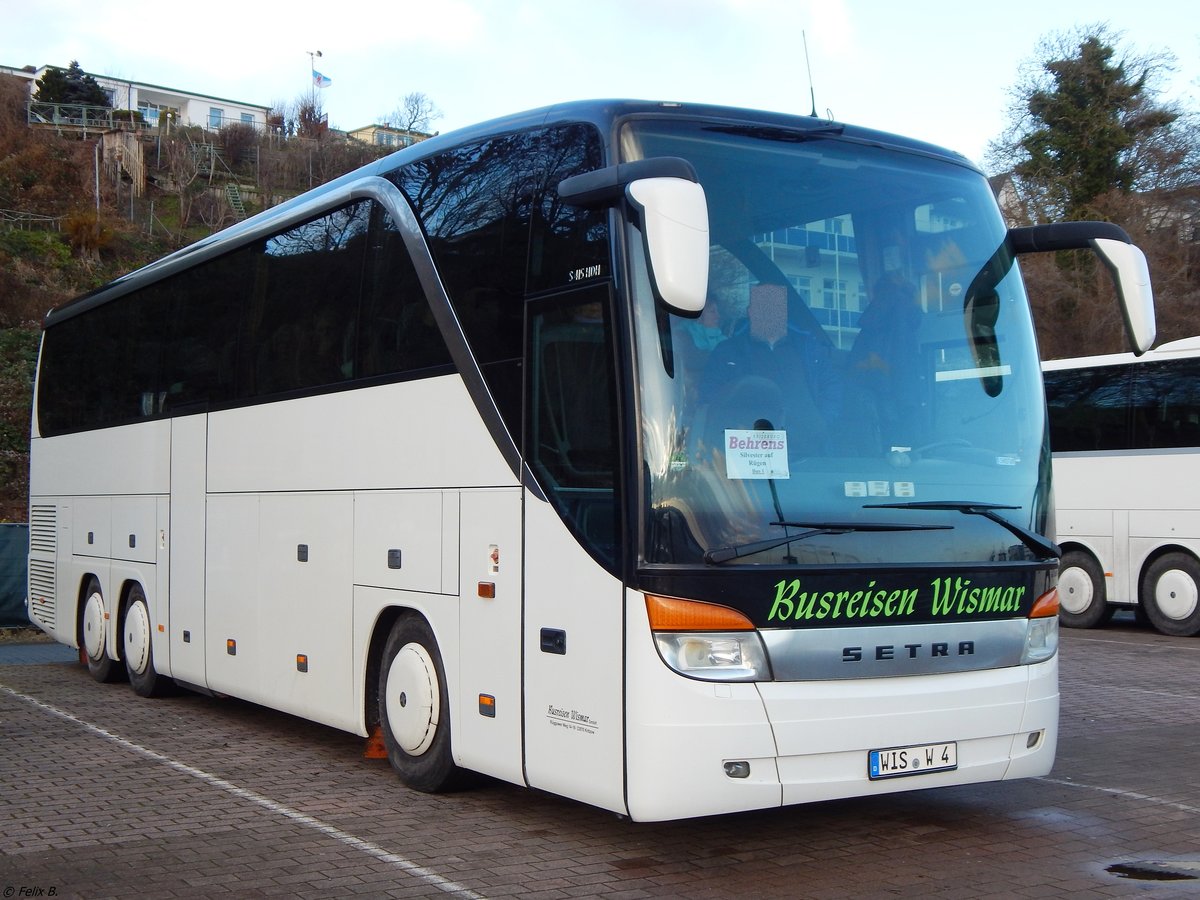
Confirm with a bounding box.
[1141,553,1200,637]
[123,584,173,697]
[1057,550,1113,629]
[378,615,464,792]
[81,577,124,683]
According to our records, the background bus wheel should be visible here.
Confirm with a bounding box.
[81,577,123,683]
[378,615,464,792]
[1057,550,1113,628]
[1141,553,1200,636]
[123,584,172,697]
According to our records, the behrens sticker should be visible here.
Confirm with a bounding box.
[725,429,789,480]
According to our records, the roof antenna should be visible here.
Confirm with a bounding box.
[802,30,817,117]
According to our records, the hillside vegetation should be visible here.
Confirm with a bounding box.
[0,73,389,520]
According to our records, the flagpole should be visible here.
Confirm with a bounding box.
[306,49,322,110]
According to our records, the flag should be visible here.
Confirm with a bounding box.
[312,70,332,89]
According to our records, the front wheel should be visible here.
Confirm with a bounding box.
[1057,550,1113,629]
[378,615,465,792]
[1140,553,1200,637]
[81,577,123,683]
[123,584,173,697]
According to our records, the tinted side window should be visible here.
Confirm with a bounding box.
[392,123,609,436]
[394,133,535,366]
[240,202,370,398]
[526,124,608,295]
[35,316,82,435]
[38,281,173,434]
[358,207,453,379]
[37,197,466,437]
[1044,364,1132,452]
[164,247,248,411]
[1131,358,1200,449]
[528,286,620,567]
[38,305,110,434]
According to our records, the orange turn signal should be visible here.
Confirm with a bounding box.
[645,594,755,632]
[1030,588,1060,618]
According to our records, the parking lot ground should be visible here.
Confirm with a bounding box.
[2,617,1199,899]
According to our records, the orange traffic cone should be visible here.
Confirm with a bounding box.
[363,725,388,759]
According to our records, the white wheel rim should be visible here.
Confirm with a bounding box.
[1059,566,1095,615]
[125,600,152,675]
[384,642,439,756]
[83,591,106,660]
[1155,569,1199,621]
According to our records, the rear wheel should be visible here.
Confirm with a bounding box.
[123,584,173,697]
[378,615,464,792]
[81,577,123,683]
[1141,553,1200,636]
[1057,550,1113,628]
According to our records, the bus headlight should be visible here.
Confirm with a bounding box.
[645,594,772,682]
[1021,588,1060,664]
[654,632,770,681]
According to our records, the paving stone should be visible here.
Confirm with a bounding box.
[2,619,1198,898]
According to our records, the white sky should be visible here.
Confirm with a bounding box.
[4,0,1197,170]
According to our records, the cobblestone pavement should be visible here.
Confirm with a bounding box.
[1,616,1198,899]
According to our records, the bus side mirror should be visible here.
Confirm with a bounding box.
[1009,222,1156,354]
[1092,238,1155,355]
[625,177,709,316]
[559,157,710,316]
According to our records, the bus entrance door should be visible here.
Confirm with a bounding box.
[521,495,627,815]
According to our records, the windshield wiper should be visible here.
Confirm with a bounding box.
[704,521,949,565]
[705,123,846,142]
[864,501,1060,560]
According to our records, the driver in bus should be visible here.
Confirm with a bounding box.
[700,282,835,456]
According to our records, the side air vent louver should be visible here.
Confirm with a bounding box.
[27,558,56,628]
[27,505,58,629]
[29,505,57,554]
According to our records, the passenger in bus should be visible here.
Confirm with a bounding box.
[850,265,924,449]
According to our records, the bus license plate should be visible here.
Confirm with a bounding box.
[869,741,957,780]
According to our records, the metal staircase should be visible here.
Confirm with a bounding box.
[225,183,247,220]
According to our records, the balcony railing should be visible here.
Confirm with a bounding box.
[26,102,268,136]
[26,101,123,132]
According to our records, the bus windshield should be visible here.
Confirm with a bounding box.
[626,119,1050,568]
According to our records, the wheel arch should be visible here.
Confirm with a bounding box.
[1138,544,1199,596]
[73,571,104,650]
[1057,539,1095,556]
[1057,545,1115,628]
[363,604,447,735]
[112,577,151,664]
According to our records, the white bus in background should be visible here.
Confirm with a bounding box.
[27,100,1154,821]
[1044,337,1200,636]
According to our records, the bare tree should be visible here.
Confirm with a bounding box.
[162,133,204,234]
[294,94,329,140]
[386,92,442,134]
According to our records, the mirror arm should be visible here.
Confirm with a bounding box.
[1008,221,1132,253]
[558,157,698,207]
[1008,221,1155,355]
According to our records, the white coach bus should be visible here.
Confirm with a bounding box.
[27,100,1154,821]
[1044,337,1200,636]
